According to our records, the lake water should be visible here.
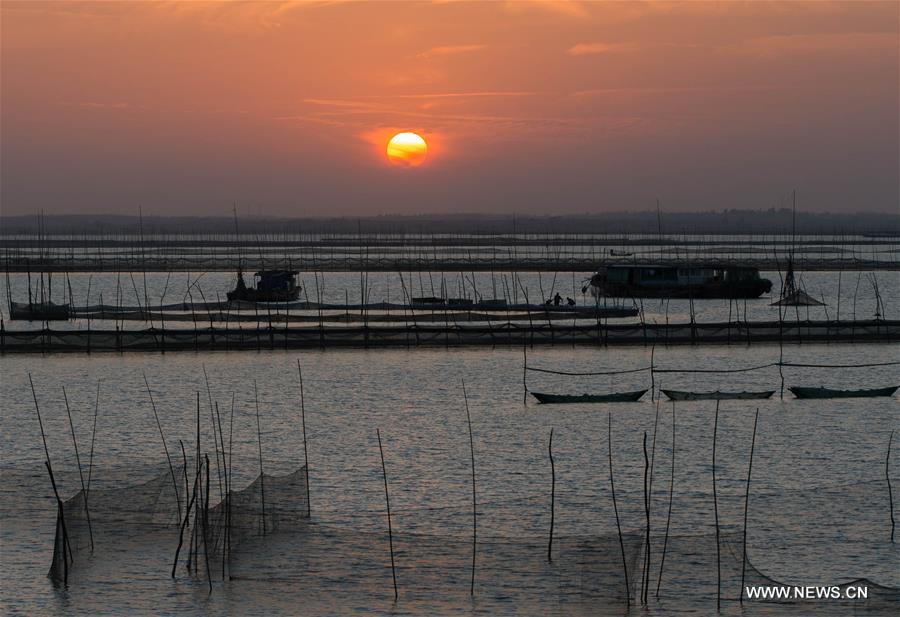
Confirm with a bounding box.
[1,339,897,615]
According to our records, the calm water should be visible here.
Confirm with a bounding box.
[1,342,897,615]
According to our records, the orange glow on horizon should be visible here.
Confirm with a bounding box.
[386,132,428,167]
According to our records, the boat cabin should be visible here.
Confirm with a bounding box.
[587,263,772,299]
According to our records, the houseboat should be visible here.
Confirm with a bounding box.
[583,264,772,299]
[226,269,301,303]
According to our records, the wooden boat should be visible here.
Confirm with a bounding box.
[531,389,647,404]
[9,301,70,321]
[789,386,898,399]
[227,269,300,302]
[662,389,775,401]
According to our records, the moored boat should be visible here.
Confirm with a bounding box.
[661,389,775,401]
[227,269,300,303]
[531,389,647,404]
[9,301,71,321]
[789,386,898,399]
[583,263,772,299]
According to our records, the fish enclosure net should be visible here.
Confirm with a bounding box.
[48,460,309,584]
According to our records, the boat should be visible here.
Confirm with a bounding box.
[411,296,445,306]
[9,301,71,321]
[789,386,898,399]
[226,269,300,302]
[582,264,772,299]
[662,389,775,401]
[531,389,648,404]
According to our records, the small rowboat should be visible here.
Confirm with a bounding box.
[789,386,898,399]
[531,389,647,404]
[662,389,775,401]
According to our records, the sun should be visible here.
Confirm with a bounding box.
[386,132,428,166]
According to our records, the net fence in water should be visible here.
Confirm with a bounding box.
[43,460,899,611]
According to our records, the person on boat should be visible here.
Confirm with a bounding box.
[553,292,562,306]
[566,297,575,306]
[545,298,553,306]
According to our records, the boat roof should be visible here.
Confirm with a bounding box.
[254,270,298,277]
[607,263,758,270]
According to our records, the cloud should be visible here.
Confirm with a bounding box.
[417,44,485,59]
[567,42,631,56]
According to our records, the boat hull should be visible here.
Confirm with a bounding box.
[593,281,771,299]
[531,389,647,404]
[789,386,898,399]
[226,288,300,303]
[9,301,70,321]
[662,389,775,401]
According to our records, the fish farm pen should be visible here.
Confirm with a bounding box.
[2,319,897,353]
[2,232,898,271]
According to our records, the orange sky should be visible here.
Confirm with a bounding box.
[1,1,897,215]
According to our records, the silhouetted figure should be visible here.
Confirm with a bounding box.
[553,293,562,306]
[566,297,575,307]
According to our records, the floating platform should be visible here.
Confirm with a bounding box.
[1,319,896,353]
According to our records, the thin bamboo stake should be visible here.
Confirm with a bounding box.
[376,429,398,601]
[656,402,676,597]
[713,400,721,611]
[62,386,93,551]
[298,361,311,517]
[608,412,630,606]
[143,373,182,520]
[86,379,100,499]
[254,379,267,535]
[888,430,895,543]
[641,431,650,605]
[172,445,200,578]
[740,408,759,604]
[547,427,555,563]
[203,453,212,593]
[462,379,477,596]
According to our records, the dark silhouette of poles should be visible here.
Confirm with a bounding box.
[740,408,759,604]
[62,386,93,551]
[86,379,100,505]
[173,445,201,578]
[376,429,398,601]
[462,379,477,595]
[608,412,630,606]
[547,428,555,563]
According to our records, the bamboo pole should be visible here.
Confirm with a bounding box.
[254,379,267,535]
[462,379,477,596]
[143,373,182,520]
[740,408,759,604]
[376,429,398,601]
[888,430,895,543]
[298,361,311,518]
[608,412,630,606]
[62,386,93,551]
[547,428,555,563]
[656,402,676,598]
[713,400,721,611]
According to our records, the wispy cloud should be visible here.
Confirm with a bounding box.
[417,44,486,59]
[567,42,631,56]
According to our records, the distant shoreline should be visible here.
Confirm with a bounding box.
[1,210,898,235]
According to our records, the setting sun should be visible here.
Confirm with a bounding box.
[386,132,428,167]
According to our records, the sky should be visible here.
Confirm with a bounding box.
[1,1,897,216]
